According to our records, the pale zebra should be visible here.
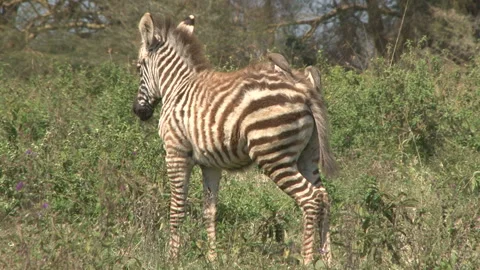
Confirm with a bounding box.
[132,13,337,265]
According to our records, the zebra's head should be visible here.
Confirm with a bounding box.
[133,13,196,121]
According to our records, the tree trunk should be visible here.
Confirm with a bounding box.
[0,2,20,27]
[366,0,388,56]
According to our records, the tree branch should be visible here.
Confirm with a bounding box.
[31,21,106,33]
[269,3,400,30]
[1,0,24,8]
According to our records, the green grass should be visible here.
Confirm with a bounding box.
[1,51,479,269]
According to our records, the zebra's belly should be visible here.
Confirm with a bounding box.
[191,143,252,170]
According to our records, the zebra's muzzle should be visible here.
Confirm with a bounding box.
[133,101,154,121]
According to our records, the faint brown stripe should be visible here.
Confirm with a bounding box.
[244,110,310,136]
[249,123,313,148]
[251,140,303,162]
[271,170,298,184]
[257,151,297,168]
[265,160,297,176]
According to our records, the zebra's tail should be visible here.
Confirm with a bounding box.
[304,66,338,178]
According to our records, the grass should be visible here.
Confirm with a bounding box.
[0,50,479,269]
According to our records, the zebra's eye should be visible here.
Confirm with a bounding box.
[148,39,165,52]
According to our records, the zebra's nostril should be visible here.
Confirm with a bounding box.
[133,102,153,121]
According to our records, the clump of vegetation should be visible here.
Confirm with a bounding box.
[323,47,480,268]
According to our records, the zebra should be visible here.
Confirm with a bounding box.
[132,13,337,265]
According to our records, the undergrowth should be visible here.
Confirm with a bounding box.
[0,49,479,269]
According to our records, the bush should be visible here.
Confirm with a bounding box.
[325,48,479,158]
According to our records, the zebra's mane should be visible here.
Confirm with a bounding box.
[151,14,211,72]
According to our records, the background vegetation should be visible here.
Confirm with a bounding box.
[1,0,479,269]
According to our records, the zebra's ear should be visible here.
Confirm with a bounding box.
[139,13,158,49]
[177,15,195,35]
[305,66,323,94]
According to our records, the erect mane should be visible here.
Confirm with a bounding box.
[150,14,211,72]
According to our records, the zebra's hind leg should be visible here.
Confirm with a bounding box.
[259,158,325,265]
[200,166,221,262]
[166,154,194,261]
[316,186,331,264]
[298,131,332,265]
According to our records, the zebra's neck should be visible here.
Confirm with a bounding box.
[155,38,211,100]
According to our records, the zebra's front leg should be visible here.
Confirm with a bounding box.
[166,154,194,261]
[200,166,221,262]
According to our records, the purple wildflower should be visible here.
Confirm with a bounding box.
[16,181,25,191]
[42,202,49,209]
[25,149,37,157]
[132,151,137,156]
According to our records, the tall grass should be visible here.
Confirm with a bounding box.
[0,49,479,269]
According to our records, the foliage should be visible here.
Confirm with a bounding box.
[2,1,479,73]
[326,46,480,158]
[1,49,480,269]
